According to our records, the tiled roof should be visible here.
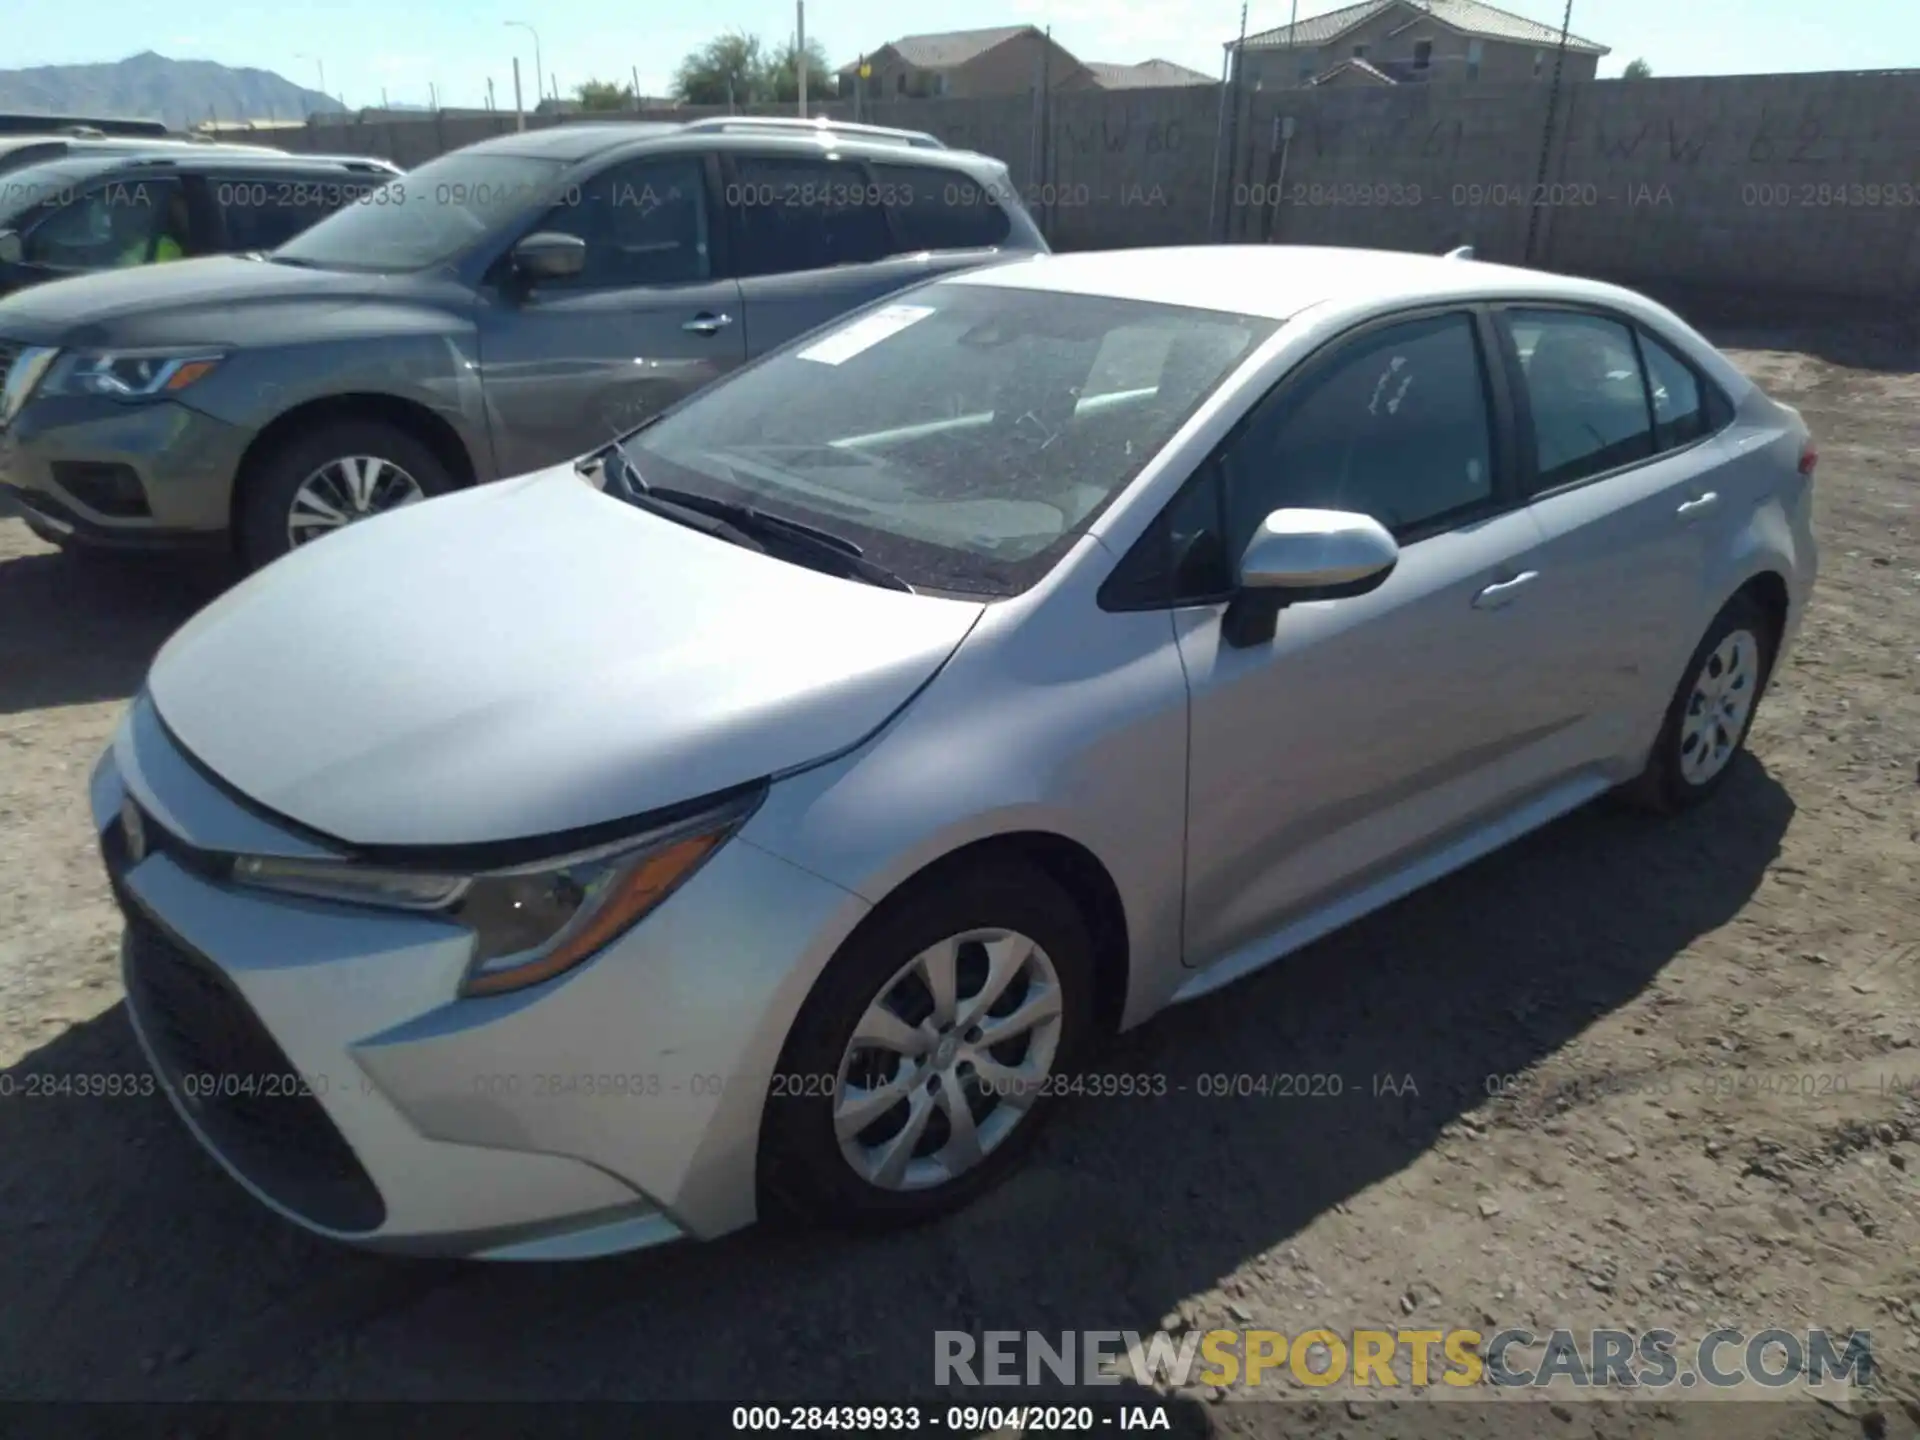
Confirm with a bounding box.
[1086,58,1219,87]
[1239,0,1606,55]
[864,25,1038,72]
[1313,56,1400,83]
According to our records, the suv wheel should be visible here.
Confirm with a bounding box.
[238,419,454,570]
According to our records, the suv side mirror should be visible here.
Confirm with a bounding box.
[509,231,586,282]
[1222,507,1399,648]
[0,231,21,265]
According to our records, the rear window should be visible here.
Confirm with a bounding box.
[872,163,1012,251]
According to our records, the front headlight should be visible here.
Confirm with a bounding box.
[228,788,762,997]
[41,348,224,399]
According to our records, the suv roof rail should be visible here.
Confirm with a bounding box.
[678,115,946,150]
[62,125,107,138]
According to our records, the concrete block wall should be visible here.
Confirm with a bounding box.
[216,69,1920,305]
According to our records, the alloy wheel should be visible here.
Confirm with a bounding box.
[286,455,426,549]
[1677,627,1760,786]
[832,927,1064,1192]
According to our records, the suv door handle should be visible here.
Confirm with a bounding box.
[1472,571,1539,609]
[1676,491,1720,519]
[683,312,732,336]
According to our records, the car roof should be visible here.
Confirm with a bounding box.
[4,148,392,182]
[457,120,990,168]
[945,245,1643,320]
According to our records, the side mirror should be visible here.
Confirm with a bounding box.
[0,231,21,266]
[1223,507,1399,648]
[509,231,586,282]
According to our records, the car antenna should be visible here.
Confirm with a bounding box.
[1444,244,1475,260]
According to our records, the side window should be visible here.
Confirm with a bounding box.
[532,156,710,289]
[1637,329,1708,452]
[1506,308,1654,491]
[1218,312,1497,550]
[728,154,891,277]
[210,176,335,251]
[23,178,182,270]
[870,164,1012,252]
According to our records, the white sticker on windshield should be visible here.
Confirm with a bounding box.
[796,304,936,366]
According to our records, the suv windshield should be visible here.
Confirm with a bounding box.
[618,282,1273,597]
[272,152,564,273]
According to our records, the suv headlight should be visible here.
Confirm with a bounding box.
[228,788,763,997]
[41,348,224,399]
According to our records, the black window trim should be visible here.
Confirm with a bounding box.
[716,148,903,277]
[1099,301,1521,614]
[1487,299,1735,505]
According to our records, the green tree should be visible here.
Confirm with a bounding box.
[574,79,634,110]
[760,36,835,103]
[673,31,766,105]
[1622,57,1653,78]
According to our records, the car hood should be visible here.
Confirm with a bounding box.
[146,467,986,849]
[0,255,382,346]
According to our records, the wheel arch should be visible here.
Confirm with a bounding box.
[229,392,480,543]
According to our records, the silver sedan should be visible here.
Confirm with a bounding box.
[92,244,1818,1258]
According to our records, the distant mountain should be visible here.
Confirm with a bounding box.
[0,51,343,130]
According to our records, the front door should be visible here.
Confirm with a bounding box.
[474,154,746,478]
[1177,309,1571,970]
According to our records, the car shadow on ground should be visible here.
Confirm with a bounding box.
[0,548,233,716]
[0,756,1794,1407]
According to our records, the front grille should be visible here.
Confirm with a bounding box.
[110,822,387,1234]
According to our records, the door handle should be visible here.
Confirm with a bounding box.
[682,312,732,336]
[1472,571,1539,610]
[1676,491,1719,519]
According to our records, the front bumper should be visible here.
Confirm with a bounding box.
[93,699,872,1258]
[0,393,249,547]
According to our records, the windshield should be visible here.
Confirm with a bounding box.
[272,151,564,272]
[619,282,1273,597]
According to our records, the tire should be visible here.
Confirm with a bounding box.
[758,860,1096,1232]
[1622,592,1778,813]
[236,418,455,571]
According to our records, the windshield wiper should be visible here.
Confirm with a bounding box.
[648,487,914,593]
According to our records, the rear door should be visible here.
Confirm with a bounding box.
[1494,305,1708,761]
[191,169,377,254]
[472,151,747,477]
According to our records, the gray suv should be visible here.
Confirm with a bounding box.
[0,117,1046,569]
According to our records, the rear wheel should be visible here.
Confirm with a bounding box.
[1623,592,1777,812]
[237,418,454,571]
[758,861,1095,1231]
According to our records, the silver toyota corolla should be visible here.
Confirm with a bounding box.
[92,245,1818,1259]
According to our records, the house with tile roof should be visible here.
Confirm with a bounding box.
[1084,59,1220,89]
[837,26,1100,99]
[1229,0,1608,89]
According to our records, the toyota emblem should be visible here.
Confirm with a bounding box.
[121,799,147,864]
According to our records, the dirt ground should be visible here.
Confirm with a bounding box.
[0,325,1916,1436]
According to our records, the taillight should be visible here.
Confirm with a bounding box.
[1798,439,1818,477]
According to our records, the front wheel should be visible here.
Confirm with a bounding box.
[237,418,455,571]
[758,862,1095,1231]
[1623,592,1778,812]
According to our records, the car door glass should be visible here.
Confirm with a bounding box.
[23,178,179,269]
[868,163,1012,253]
[212,177,335,251]
[729,155,891,277]
[1218,312,1496,551]
[1637,330,1707,453]
[533,156,710,289]
[1508,309,1655,491]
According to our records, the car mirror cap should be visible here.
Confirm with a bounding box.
[511,231,587,280]
[1238,507,1400,591]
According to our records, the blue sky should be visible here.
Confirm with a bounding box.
[7,0,1913,111]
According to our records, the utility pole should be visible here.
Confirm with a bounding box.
[429,82,439,111]
[796,0,808,117]
[512,56,525,130]
[630,65,641,108]
[506,21,543,102]
[487,77,496,111]
[381,87,390,110]
[550,72,559,108]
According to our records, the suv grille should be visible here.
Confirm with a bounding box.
[106,817,386,1234]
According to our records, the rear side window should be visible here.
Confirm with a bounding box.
[1506,309,1654,492]
[1636,329,1708,452]
[210,176,339,250]
[728,154,891,276]
[871,164,1012,251]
